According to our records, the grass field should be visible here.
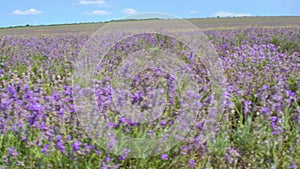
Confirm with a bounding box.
[0,16,300,169]
[1,16,300,35]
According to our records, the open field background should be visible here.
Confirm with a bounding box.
[1,16,300,35]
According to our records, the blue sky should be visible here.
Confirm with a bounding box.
[0,0,299,27]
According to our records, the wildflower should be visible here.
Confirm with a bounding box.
[66,135,72,141]
[290,163,297,169]
[160,120,167,127]
[189,159,195,168]
[104,156,111,163]
[72,140,82,153]
[161,154,168,160]
[269,116,283,135]
[260,106,270,115]
[244,100,252,114]
[42,144,50,154]
[225,153,233,164]
[187,50,194,61]
[227,147,240,157]
[59,108,65,117]
[83,143,93,153]
[180,145,188,156]
[131,91,143,105]
[7,146,18,158]
[118,149,130,160]
[7,85,16,97]
[56,135,65,153]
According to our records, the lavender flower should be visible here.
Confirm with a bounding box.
[72,140,82,153]
[56,135,65,153]
[7,146,18,158]
[161,154,168,160]
[189,159,195,168]
[289,163,297,169]
[42,144,50,154]
[270,116,283,135]
[118,149,130,160]
[244,100,252,114]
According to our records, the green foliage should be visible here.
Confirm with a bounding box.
[271,35,300,54]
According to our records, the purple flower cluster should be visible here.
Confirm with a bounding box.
[0,26,299,168]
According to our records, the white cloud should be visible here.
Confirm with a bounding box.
[189,10,198,14]
[121,8,138,15]
[214,11,251,17]
[79,0,107,5]
[83,10,111,15]
[13,8,43,15]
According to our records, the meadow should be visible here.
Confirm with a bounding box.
[0,16,300,169]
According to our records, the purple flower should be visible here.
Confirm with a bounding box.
[66,135,72,141]
[52,92,60,101]
[42,144,50,154]
[26,102,44,112]
[119,117,128,124]
[56,140,65,152]
[56,135,63,141]
[261,85,268,91]
[7,146,18,158]
[196,121,205,130]
[56,135,65,153]
[189,159,195,168]
[99,167,109,169]
[272,102,282,112]
[180,145,188,156]
[0,117,7,131]
[83,143,93,153]
[0,102,6,111]
[161,154,168,160]
[268,44,275,50]
[118,148,130,160]
[107,120,117,128]
[225,153,233,164]
[45,129,54,139]
[287,90,296,99]
[160,120,167,127]
[272,94,282,102]
[21,135,27,142]
[7,85,17,96]
[104,156,111,163]
[269,116,283,135]
[290,163,297,169]
[228,147,240,157]
[72,140,82,152]
[187,50,194,61]
[135,75,140,83]
[63,85,72,95]
[95,150,102,155]
[244,100,252,113]
[260,106,270,115]
[59,108,65,117]
[131,91,143,105]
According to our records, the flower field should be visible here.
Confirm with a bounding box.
[0,18,300,169]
